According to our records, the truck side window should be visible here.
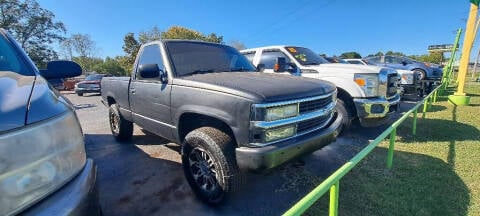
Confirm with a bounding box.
[259,50,290,69]
[242,52,255,63]
[136,44,164,80]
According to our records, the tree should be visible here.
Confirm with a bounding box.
[72,56,102,72]
[69,33,96,58]
[0,0,66,67]
[229,40,246,50]
[121,32,140,72]
[93,57,126,76]
[138,26,162,44]
[161,26,223,43]
[339,51,362,59]
[385,51,405,56]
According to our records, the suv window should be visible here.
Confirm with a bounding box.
[242,52,256,63]
[0,33,34,76]
[136,44,164,80]
[260,50,290,69]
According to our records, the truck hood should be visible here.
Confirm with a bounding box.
[307,63,383,74]
[175,72,336,102]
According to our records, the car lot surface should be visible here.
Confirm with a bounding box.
[65,92,416,215]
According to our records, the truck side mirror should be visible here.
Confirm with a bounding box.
[40,60,82,79]
[138,64,161,79]
[401,60,408,66]
[257,63,265,72]
[274,57,287,72]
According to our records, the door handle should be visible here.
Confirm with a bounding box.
[130,89,135,94]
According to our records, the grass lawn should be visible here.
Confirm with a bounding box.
[306,82,480,216]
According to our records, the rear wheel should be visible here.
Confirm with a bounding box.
[182,127,243,205]
[109,104,133,141]
[77,92,84,96]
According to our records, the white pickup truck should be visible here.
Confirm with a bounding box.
[241,46,401,129]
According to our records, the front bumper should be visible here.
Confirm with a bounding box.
[235,112,342,171]
[22,159,101,216]
[353,94,400,127]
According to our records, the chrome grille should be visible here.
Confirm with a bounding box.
[299,97,332,114]
[297,114,331,133]
[387,74,398,98]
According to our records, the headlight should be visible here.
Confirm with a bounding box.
[0,111,86,215]
[264,124,297,142]
[354,73,379,97]
[265,104,299,121]
[401,74,414,84]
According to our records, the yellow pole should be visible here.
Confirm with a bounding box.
[456,3,478,96]
[449,3,477,105]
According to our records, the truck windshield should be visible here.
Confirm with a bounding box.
[165,41,256,76]
[285,46,329,66]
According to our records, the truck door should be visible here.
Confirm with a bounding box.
[130,44,174,139]
[258,49,293,75]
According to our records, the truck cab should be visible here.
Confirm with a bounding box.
[241,46,401,128]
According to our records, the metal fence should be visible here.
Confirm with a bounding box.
[283,85,443,216]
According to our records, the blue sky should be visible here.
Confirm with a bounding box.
[38,0,470,58]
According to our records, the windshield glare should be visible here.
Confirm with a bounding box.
[285,46,329,66]
[165,41,256,76]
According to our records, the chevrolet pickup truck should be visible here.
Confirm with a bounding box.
[101,40,342,204]
[241,46,401,128]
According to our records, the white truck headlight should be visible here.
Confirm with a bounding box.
[0,111,86,216]
[264,124,297,142]
[265,104,299,121]
[401,74,414,84]
[354,73,379,97]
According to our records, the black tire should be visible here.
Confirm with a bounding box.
[182,127,243,205]
[77,92,84,96]
[108,104,133,142]
[335,99,353,134]
[413,69,426,81]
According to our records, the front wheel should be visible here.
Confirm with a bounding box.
[77,92,84,96]
[413,69,426,81]
[108,104,133,142]
[335,99,353,134]
[182,127,243,205]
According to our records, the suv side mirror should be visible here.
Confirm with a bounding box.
[274,57,287,72]
[401,60,408,66]
[138,64,161,79]
[40,60,82,79]
[257,63,265,72]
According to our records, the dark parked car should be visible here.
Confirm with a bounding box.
[75,74,108,96]
[0,28,101,215]
[101,40,342,204]
[364,55,442,80]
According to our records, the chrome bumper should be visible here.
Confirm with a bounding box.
[353,94,401,119]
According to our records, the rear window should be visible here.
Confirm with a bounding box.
[0,32,34,76]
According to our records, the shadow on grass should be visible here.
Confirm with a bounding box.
[423,104,447,113]
[305,148,470,216]
[397,118,479,143]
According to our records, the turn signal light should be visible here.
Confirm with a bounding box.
[354,78,366,86]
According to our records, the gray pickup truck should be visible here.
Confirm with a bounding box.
[101,40,342,204]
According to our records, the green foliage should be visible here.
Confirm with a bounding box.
[385,50,406,56]
[0,0,66,67]
[121,32,140,72]
[365,51,384,58]
[161,26,223,43]
[72,56,103,72]
[339,51,362,59]
[92,57,126,76]
[409,52,444,64]
[138,26,162,44]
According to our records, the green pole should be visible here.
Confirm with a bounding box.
[442,29,462,88]
[433,90,438,103]
[329,181,339,216]
[422,99,428,119]
[387,128,397,169]
[412,109,418,136]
